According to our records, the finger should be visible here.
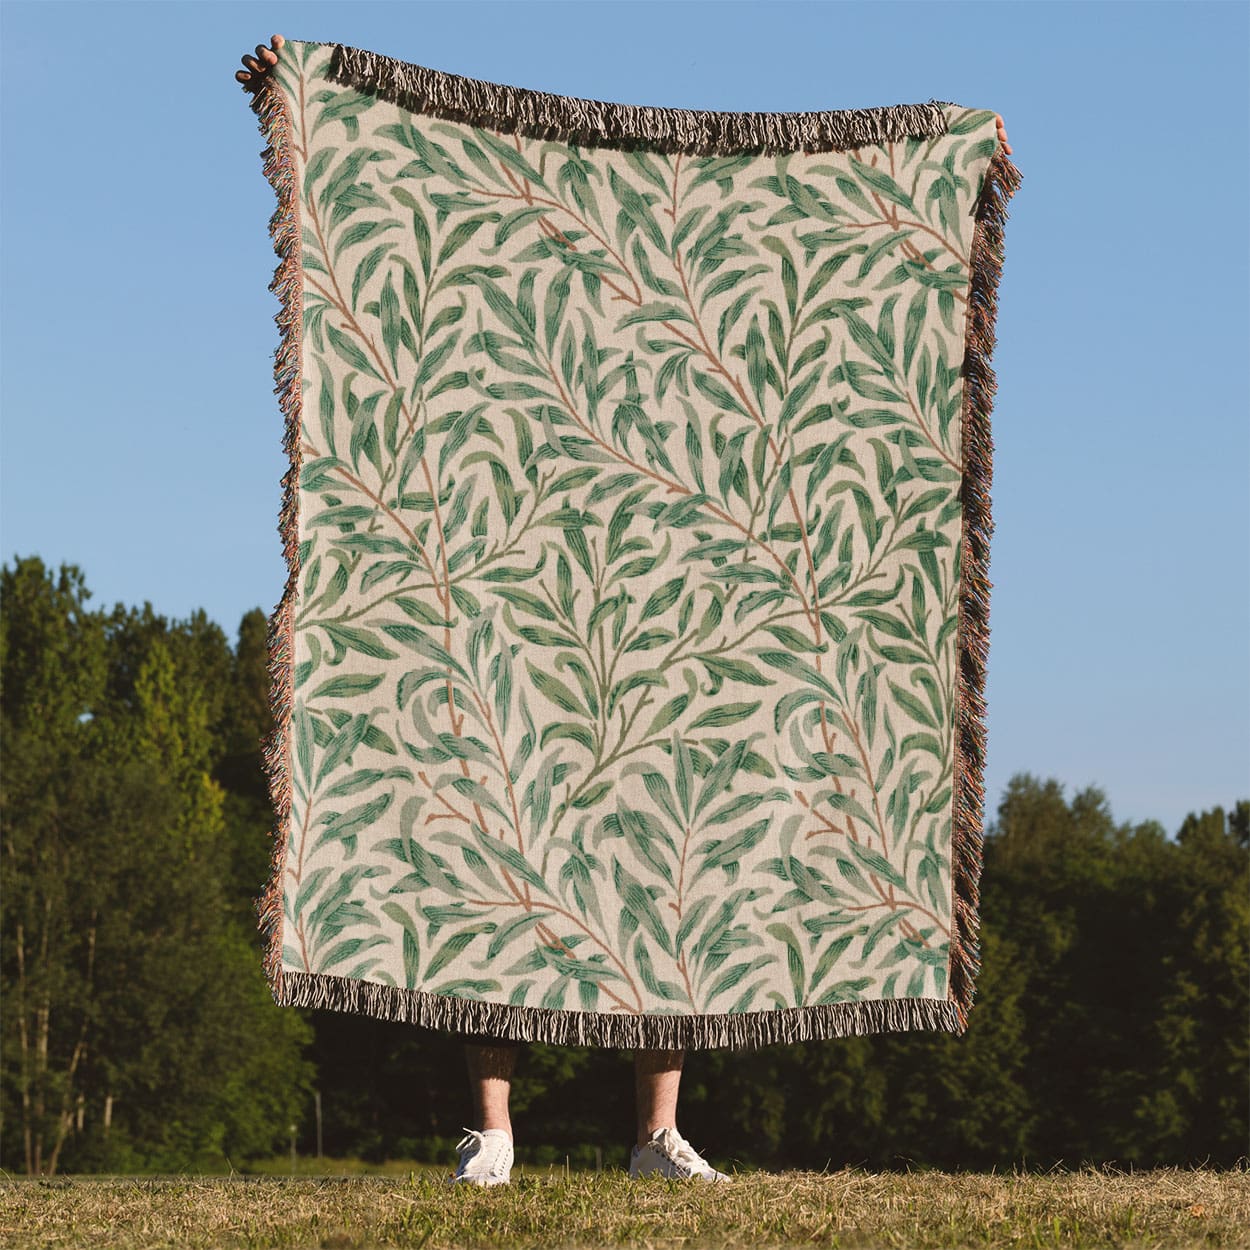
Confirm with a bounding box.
[235,69,252,84]
[255,43,280,72]
[272,34,285,50]
[241,53,262,72]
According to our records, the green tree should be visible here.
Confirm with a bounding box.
[0,559,314,1174]
[976,775,1248,1167]
[1137,802,1249,1162]
[1,557,111,1172]
[215,608,279,931]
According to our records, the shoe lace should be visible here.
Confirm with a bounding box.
[455,1127,484,1156]
[662,1128,710,1175]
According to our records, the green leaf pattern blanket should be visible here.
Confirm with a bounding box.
[248,39,1021,1047]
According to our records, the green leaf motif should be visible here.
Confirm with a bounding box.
[275,40,1001,1021]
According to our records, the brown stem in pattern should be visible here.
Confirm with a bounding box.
[582,151,938,954]
[484,145,642,309]
[664,160,877,926]
[417,756,528,920]
[299,580,438,628]
[898,217,972,273]
[901,385,962,473]
[300,436,442,576]
[387,407,614,962]
[670,243,753,419]
[296,917,312,973]
[667,823,698,1009]
[468,686,526,858]
[796,793,939,946]
[838,708,892,858]
[867,173,969,311]
[285,783,321,971]
[416,770,476,826]
[834,707,942,944]
[304,274,389,375]
[740,177,964,473]
[788,222,964,477]
[871,146,972,271]
[289,64,625,1015]
[541,673,664,846]
[539,358,814,604]
[415,452,462,723]
[464,894,645,1012]
[897,236,968,308]
[503,136,534,206]
[666,153,682,220]
[293,67,310,163]
[903,130,952,207]
[471,184,644,306]
[826,146,969,321]
[295,86,481,796]
[532,211,639,306]
[831,213,972,289]
[287,783,315,886]
[499,159,629,395]
[800,794,847,839]
[300,471,539,632]
[842,897,952,938]
[532,920,637,1014]
[297,167,479,843]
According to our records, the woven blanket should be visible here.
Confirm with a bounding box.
[247,38,1020,1048]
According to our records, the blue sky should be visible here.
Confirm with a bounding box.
[2,0,1247,836]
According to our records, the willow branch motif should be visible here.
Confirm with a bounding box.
[275,38,998,1014]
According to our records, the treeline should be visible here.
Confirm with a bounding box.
[1,556,1246,1174]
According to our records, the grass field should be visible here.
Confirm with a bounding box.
[1,1163,1247,1249]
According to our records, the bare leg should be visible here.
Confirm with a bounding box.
[634,1048,684,1147]
[464,1043,517,1137]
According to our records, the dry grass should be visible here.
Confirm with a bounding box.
[0,1165,1246,1248]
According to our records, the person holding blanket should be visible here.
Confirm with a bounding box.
[236,33,1012,1187]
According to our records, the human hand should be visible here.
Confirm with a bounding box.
[236,34,284,90]
[995,113,1012,155]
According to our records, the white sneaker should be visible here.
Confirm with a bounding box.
[451,1127,513,1185]
[629,1126,729,1180]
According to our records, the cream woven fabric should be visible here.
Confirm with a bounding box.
[248,39,1021,1047]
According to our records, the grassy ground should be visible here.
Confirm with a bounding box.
[0,1164,1246,1249]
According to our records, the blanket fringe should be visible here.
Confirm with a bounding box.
[247,75,304,1006]
[325,41,951,154]
[950,147,1023,1030]
[277,968,962,1050]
